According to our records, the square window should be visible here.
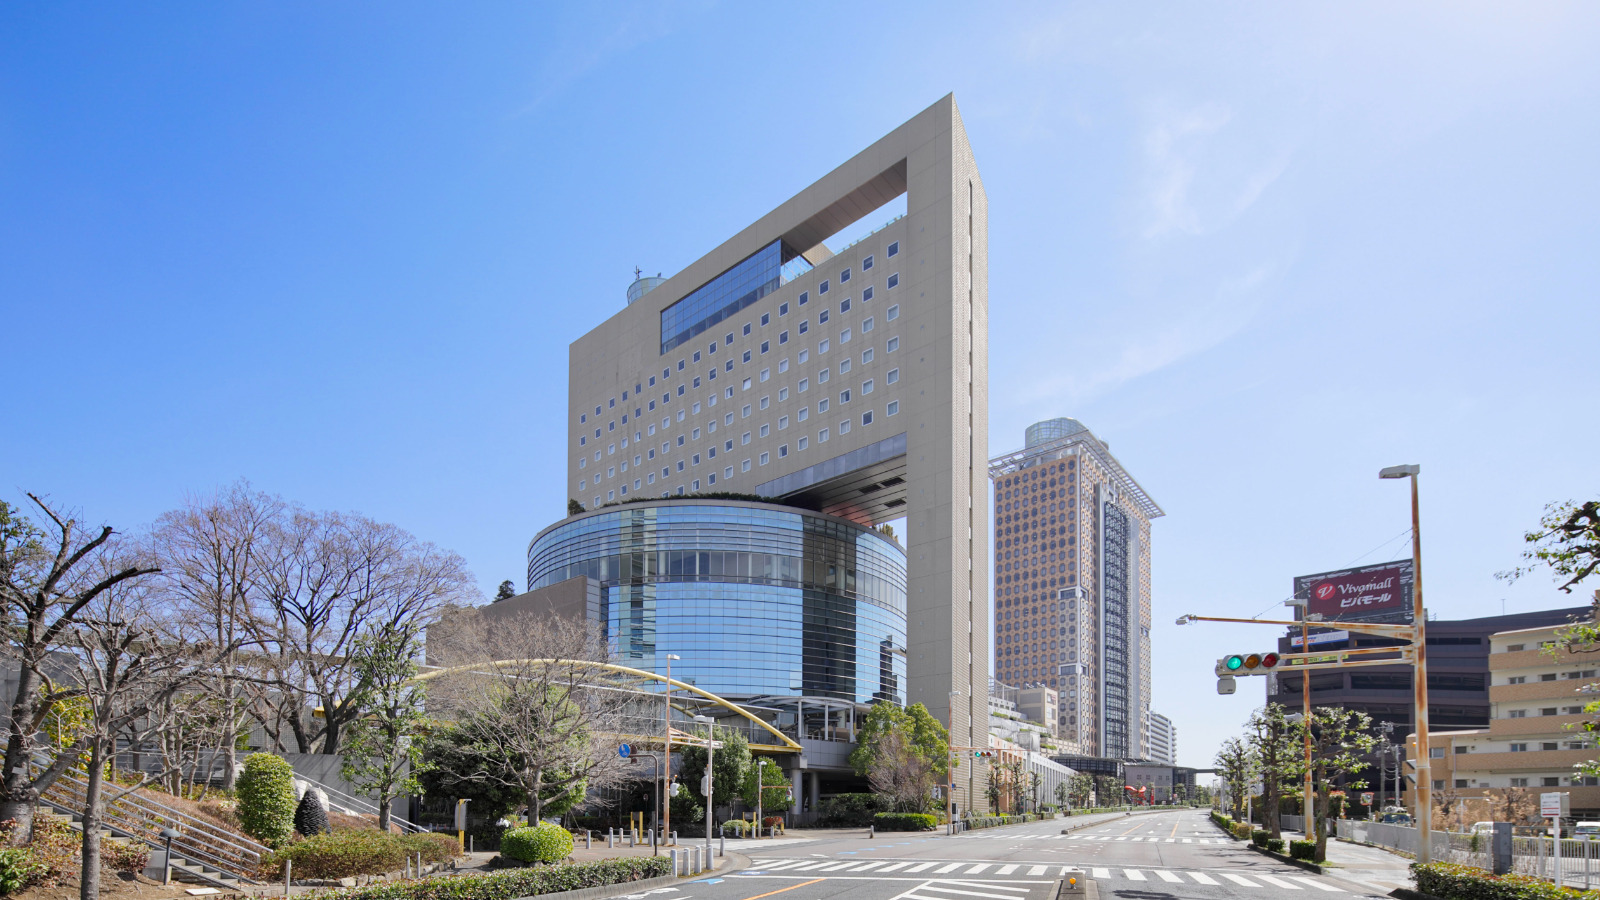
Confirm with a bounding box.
[676,461,684,471]
[887,241,899,257]
[691,427,700,440]
[742,459,752,472]
[761,340,770,354]
[676,435,684,446]
[863,285,874,302]
[607,490,615,501]
[799,320,809,334]
[580,436,587,446]
[692,377,701,389]
[580,458,587,469]
[818,398,829,413]
[820,280,829,294]
[862,316,874,333]
[708,342,716,355]
[887,400,899,416]
[799,349,809,363]
[744,323,752,336]
[779,331,788,344]
[887,304,899,321]
[887,272,899,289]
[759,396,770,410]
[580,414,587,424]
[862,348,874,364]
[693,350,701,363]
[840,267,851,283]
[779,358,789,374]
[779,302,788,316]
[840,419,851,434]
[724,440,733,451]
[863,254,874,270]
[742,432,751,444]
[676,385,685,396]
[725,359,734,372]
[799,290,808,305]
[798,406,808,421]
[742,405,751,418]
[760,368,770,382]
[742,350,752,363]
[724,412,733,425]
[649,400,657,411]
[887,367,899,384]
[760,424,770,437]
[819,309,830,324]
[798,436,808,450]
[819,368,830,383]
[799,378,809,392]
[761,313,770,326]
[820,427,829,442]
[887,336,899,352]
[725,333,734,345]
[742,378,752,390]
[677,361,685,371]
[779,444,789,458]
[724,466,733,478]
[778,386,788,400]
[862,411,873,426]
[820,339,830,353]
[840,298,851,314]
[841,328,851,343]
[779,415,788,429]
[863,379,874,394]
[840,389,851,403]
[840,358,851,374]
[759,452,769,465]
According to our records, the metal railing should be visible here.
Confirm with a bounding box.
[38,767,266,883]
[295,774,424,834]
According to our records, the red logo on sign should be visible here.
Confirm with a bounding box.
[1314,584,1337,601]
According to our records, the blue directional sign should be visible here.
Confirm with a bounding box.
[618,743,632,759]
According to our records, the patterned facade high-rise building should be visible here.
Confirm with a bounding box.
[1145,711,1177,766]
[989,418,1162,760]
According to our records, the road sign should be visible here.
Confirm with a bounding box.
[618,743,632,759]
[1217,675,1236,695]
[1542,792,1570,819]
[1361,792,1374,806]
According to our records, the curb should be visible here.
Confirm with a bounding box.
[1388,889,1445,900]
[1245,842,1325,874]
[510,873,679,900]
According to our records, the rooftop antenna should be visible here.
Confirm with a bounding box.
[634,266,643,280]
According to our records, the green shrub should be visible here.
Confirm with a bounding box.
[300,857,671,900]
[1231,822,1253,840]
[0,847,46,896]
[1411,861,1600,900]
[873,812,937,832]
[103,840,150,874]
[237,754,297,848]
[265,829,460,880]
[1289,840,1316,861]
[1267,838,1284,853]
[501,823,573,864]
[0,818,78,894]
[720,820,754,836]
[818,793,890,827]
[1251,829,1269,848]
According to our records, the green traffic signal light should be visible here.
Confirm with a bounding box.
[1225,654,1245,671]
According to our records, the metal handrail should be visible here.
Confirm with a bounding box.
[296,775,424,833]
[42,767,268,860]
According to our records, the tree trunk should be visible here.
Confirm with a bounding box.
[1312,775,1330,863]
[529,767,544,822]
[1,663,43,844]
[80,739,105,900]
[377,797,392,834]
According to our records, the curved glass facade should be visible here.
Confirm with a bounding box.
[527,501,907,705]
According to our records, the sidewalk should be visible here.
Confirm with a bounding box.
[1281,829,1416,894]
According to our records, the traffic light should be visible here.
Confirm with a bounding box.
[1219,652,1280,674]
[973,750,997,759]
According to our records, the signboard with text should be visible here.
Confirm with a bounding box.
[1542,792,1569,819]
[1294,560,1415,624]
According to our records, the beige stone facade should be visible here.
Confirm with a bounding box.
[561,96,992,810]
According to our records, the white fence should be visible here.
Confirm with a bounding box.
[1323,819,1600,889]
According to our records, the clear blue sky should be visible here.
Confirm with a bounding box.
[4,3,1597,768]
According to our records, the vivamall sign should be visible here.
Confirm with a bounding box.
[1293,559,1415,623]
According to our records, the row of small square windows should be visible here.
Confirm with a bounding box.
[583,401,901,506]
[579,272,899,429]
[579,360,901,487]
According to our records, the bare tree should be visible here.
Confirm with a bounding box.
[1486,786,1538,825]
[66,571,242,900]
[257,508,473,754]
[0,495,159,839]
[148,482,281,788]
[427,609,632,820]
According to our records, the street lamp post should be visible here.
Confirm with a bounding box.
[664,654,679,838]
[1380,463,1430,864]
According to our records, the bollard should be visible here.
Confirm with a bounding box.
[585,830,591,850]
[284,859,292,899]
[672,830,677,846]
[608,828,614,848]
[869,824,875,839]
[719,834,725,857]
[629,828,636,848]
[470,835,475,854]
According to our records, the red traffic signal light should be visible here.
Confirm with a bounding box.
[1261,652,1280,668]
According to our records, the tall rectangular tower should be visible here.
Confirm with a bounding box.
[565,96,991,808]
[989,418,1161,760]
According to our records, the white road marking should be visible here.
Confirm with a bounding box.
[906,863,939,873]
[846,862,888,872]
[1123,870,1146,881]
[1221,874,1262,887]
[995,865,1018,875]
[1255,874,1303,889]
[1026,866,1047,876]
[1187,872,1221,885]
[1091,868,1110,878]
[819,862,858,871]
[1291,876,1346,892]
[1154,871,1184,883]
[964,864,990,874]
[934,863,965,874]
[878,862,914,872]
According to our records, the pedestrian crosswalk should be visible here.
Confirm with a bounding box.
[744,859,1347,892]
[746,859,1076,877]
[957,834,1228,843]
[1087,868,1347,891]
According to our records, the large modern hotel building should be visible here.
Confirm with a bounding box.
[990,418,1162,760]
[558,96,992,808]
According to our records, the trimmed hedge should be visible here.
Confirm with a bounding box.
[303,857,672,900]
[238,754,298,848]
[817,793,890,827]
[1230,822,1254,840]
[501,824,573,864]
[1267,838,1284,853]
[1289,839,1316,861]
[265,830,461,880]
[1411,861,1600,900]
[1251,829,1269,848]
[874,813,938,832]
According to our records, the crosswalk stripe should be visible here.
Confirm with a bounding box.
[791,861,833,871]
[1091,868,1110,879]
[760,861,811,871]
[1154,871,1183,883]
[934,863,965,874]
[1291,877,1344,892]
[1222,874,1261,887]
[995,865,1018,875]
[1026,866,1047,876]
[846,862,887,871]
[906,863,939,873]
[819,862,857,871]
[1188,872,1220,885]
[1124,870,1146,881]
[964,864,991,874]
[878,862,913,872]
[1255,875,1302,890]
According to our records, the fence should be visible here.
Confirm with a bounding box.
[1312,818,1600,890]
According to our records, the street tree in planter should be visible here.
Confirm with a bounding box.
[1247,704,1302,839]
[340,622,433,832]
[681,725,750,825]
[849,703,949,814]
[1214,737,1254,822]
[1293,706,1376,862]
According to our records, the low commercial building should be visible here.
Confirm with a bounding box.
[1411,610,1600,822]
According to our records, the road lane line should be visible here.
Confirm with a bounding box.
[1154,871,1183,883]
[1290,877,1344,892]
[1170,818,1180,837]
[1123,870,1146,881]
[1187,872,1220,885]
[1221,874,1261,887]
[734,878,824,900]
[1255,875,1303,889]
[995,865,1018,875]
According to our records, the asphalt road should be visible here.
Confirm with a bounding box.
[636,810,1390,900]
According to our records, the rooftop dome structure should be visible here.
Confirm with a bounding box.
[1025,417,1088,448]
